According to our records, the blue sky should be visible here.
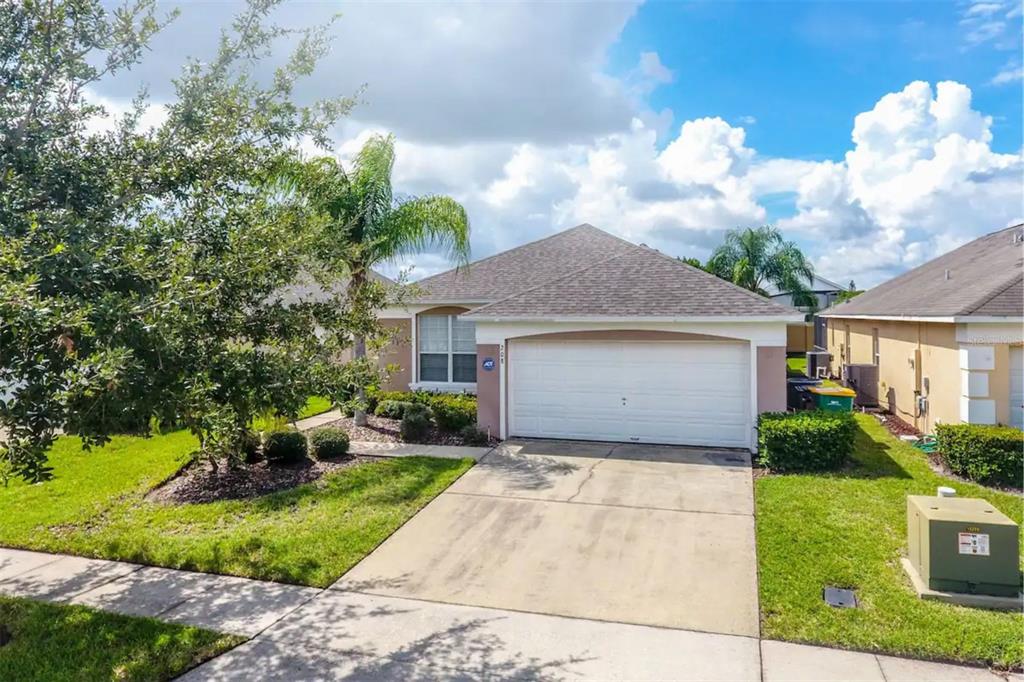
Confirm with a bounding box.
[614,1,1021,161]
[93,0,1024,287]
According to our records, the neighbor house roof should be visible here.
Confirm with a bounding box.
[822,224,1024,320]
[277,270,394,306]
[414,224,637,302]
[462,241,799,320]
[764,273,846,297]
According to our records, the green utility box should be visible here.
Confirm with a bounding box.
[808,386,856,412]
[907,495,1021,597]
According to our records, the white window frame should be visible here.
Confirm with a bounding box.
[415,314,477,391]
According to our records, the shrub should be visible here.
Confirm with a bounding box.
[374,400,413,419]
[241,430,263,463]
[373,390,417,406]
[404,402,432,420]
[309,427,350,460]
[428,394,477,432]
[459,424,489,445]
[263,430,308,464]
[757,410,856,472]
[935,423,1023,488]
[400,412,432,442]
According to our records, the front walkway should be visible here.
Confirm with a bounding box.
[0,438,1018,680]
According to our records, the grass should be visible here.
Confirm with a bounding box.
[756,413,1023,668]
[786,355,839,387]
[0,431,472,588]
[252,395,334,432]
[0,596,241,681]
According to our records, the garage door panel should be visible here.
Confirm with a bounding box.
[1010,347,1023,429]
[510,340,751,448]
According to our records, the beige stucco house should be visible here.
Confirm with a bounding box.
[373,224,802,451]
[820,224,1024,434]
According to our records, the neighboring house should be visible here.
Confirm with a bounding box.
[821,223,1024,434]
[375,224,802,450]
[764,273,847,312]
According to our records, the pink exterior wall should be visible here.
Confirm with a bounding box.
[757,345,787,413]
[476,343,501,437]
[377,319,412,391]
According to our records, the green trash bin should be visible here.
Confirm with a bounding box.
[808,386,856,412]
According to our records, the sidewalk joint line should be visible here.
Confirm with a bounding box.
[443,490,754,517]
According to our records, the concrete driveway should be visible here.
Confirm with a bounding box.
[334,439,758,638]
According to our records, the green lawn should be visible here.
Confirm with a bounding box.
[0,596,241,682]
[786,355,840,387]
[756,413,1023,668]
[0,431,472,587]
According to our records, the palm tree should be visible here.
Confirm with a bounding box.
[706,225,816,308]
[293,134,470,425]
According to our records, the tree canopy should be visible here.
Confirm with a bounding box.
[0,0,370,481]
[706,226,815,307]
[285,135,471,424]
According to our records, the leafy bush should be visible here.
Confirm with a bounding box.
[374,400,413,419]
[309,427,350,460]
[429,394,477,432]
[757,411,856,472]
[935,423,1023,488]
[404,402,432,419]
[459,424,489,445]
[263,430,308,464]
[241,430,263,463]
[373,390,417,406]
[400,412,432,442]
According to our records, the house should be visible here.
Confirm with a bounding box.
[820,224,1024,433]
[764,273,848,312]
[376,224,803,450]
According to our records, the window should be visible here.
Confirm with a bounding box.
[872,328,880,365]
[418,314,476,383]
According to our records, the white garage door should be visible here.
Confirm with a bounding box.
[509,340,751,448]
[1010,346,1023,429]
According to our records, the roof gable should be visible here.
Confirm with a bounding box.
[825,224,1024,319]
[463,244,798,319]
[414,224,636,302]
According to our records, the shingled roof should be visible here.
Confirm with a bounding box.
[414,224,637,302]
[462,241,799,320]
[823,224,1024,319]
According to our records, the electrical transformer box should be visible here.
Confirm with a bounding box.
[907,495,1020,597]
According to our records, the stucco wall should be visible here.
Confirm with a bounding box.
[475,344,501,436]
[825,317,1009,432]
[786,324,814,353]
[377,318,412,391]
[757,346,786,413]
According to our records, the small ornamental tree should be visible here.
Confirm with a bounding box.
[0,0,377,481]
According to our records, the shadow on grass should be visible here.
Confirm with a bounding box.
[833,422,911,480]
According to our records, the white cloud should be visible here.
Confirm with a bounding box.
[991,61,1024,84]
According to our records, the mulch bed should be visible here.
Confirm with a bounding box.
[872,410,921,439]
[146,454,380,505]
[317,414,497,447]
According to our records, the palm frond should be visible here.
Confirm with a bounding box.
[369,195,470,265]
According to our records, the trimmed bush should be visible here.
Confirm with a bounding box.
[459,424,489,445]
[429,394,477,432]
[403,402,432,420]
[309,427,350,460]
[374,400,414,419]
[241,430,263,464]
[400,412,431,442]
[757,410,856,472]
[263,430,308,464]
[935,423,1023,488]
[373,390,417,406]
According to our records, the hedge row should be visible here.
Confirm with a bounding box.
[256,426,350,464]
[935,423,1023,488]
[757,410,856,472]
[370,390,477,433]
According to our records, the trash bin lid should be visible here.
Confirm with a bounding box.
[808,386,856,397]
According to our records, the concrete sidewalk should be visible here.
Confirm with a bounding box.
[1,547,1017,680]
[0,547,318,637]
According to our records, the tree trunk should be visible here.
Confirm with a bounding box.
[349,269,369,427]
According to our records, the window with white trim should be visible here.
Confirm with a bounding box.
[418,314,476,383]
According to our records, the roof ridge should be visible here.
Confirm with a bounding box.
[416,223,607,286]
[963,269,1024,315]
[633,244,799,314]
[463,246,641,317]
